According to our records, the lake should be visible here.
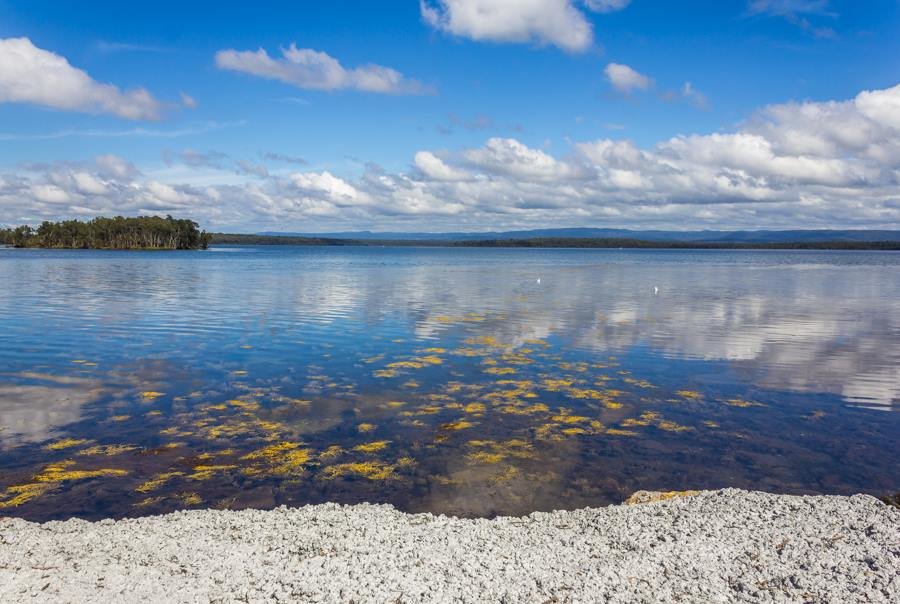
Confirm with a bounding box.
[0,246,897,520]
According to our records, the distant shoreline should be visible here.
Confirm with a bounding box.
[210,233,900,250]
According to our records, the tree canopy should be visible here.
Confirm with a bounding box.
[0,216,211,250]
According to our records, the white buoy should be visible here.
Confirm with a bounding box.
[653,286,659,295]
[536,278,541,284]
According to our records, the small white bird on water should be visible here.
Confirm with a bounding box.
[536,278,541,284]
[653,286,659,295]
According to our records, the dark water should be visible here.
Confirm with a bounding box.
[0,246,897,520]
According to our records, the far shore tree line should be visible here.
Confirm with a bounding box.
[0,216,212,250]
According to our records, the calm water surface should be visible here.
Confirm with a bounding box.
[0,246,898,520]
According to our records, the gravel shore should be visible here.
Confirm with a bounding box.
[1,488,897,602]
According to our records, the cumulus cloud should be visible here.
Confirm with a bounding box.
[215,44,429,94]
[604,63,652,94]
[2,84,899,231]
[0,37,162,120]
[421,0,594,52]
[414,151,471,181]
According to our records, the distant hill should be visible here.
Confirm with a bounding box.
[258,228,900,244]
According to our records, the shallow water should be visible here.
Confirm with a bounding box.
[0,246,897,520]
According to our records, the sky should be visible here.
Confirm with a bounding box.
[0,0,898,232]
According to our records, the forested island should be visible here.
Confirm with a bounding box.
[0,216,212,250]
[2,221,898,251]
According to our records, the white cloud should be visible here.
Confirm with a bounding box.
[2,84,899,232]
[0,37,162,120]
[604,63,652,94]
[680,82,708,108]
[421,0,594,52]
[583,0,631,12]
[180,91,198,109]
[215,44,428,94]
[414,151,471,181]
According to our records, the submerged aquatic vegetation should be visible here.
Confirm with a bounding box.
[484,367,517,375]
[0,483,55,508]
[676,390,702,400]
[353,440,391,453]
[141,391,165,399]
[44,438,90,451]
[606,428,638,437]
[657,420,692,432]
[322,461,396,481]
[77,444,139,456]
[35,460,128,482]
[136,471,185,493]
[187,464,238,481]
[725,398,765,408]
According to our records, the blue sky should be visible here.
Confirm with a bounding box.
[0,1,899,231]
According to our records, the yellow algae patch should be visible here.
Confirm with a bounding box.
[567,388,605,400]
[188,465,237,481]
[561,427,588,436]
[373,369,398,378]
[725,398,765,408]
[604,401,624,410]
[241,442,303,460]
[385,401,406,408]
[231,370,248,376]
[621,411,659,428]
[71,359,89,364]
[320,445,344,460]
[402,380,420,388]
[141,391,164,399]
[606,428,638,437]
[145,410,163,417]
[363,354,385,364]
[354,440,391,453]
[623,377,655,388]
[421,347,446,354]
[0,483,55,508]
[136,471,185,493]
[414,405,442,415]
[466,439,535,463]
[134,496,164,507]
[464,335,503,348]
[466,451,505,464]
[676,390,702,400]
[35,460,128,482]
[703,420,720,428]
[181,493,202,505]
[44,438,90,451]
[439,420,474,431]
[484,367,516,375]
[386,361,426,370]
[109,415,131,422]
[658,420,692,432]
[550,412,589,424]
[228,399,260,411]
[416,355,444,365]
[463,402,486,413]
[78,444,138,456]
[543,379,574,391]
[322,461,395,481]
[357,423,377,433]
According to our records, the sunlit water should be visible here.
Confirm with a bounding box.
[0,246,898,520]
